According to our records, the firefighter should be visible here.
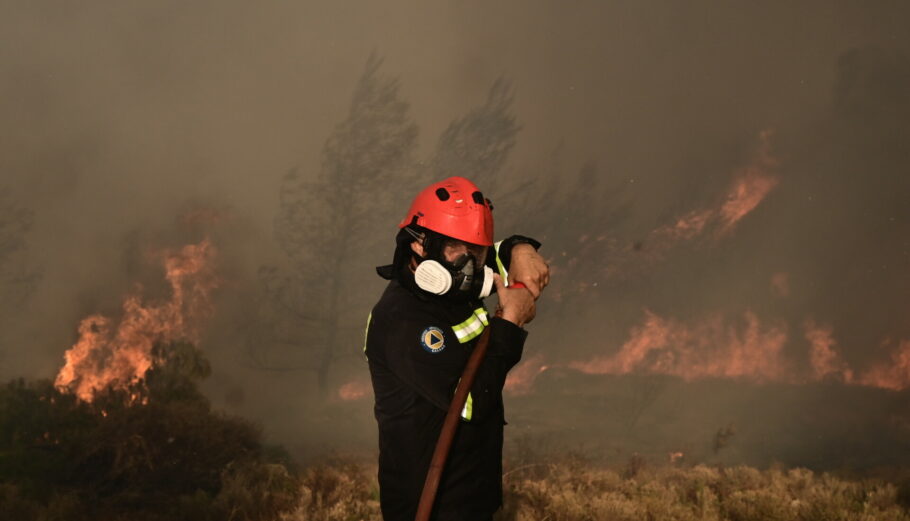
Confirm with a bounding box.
[366,176,548,521]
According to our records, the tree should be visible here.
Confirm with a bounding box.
[427,78,521,195]
[251,54,418,394]
[249,63,526,397]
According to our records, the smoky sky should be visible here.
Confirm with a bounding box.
[2,0,910,456]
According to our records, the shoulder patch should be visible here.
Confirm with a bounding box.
[419,326,446,353]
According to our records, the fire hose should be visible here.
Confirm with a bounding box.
[414,281,526,521]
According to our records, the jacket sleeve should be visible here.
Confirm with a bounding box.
[462,317,526,423]
[487,235,542,285]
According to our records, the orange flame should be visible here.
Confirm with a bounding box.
[799,321,910,390]
[544,314,910,395]
[717,131,779,234]
[570,310,790,383]
[717,170,779,234]
[55,240,219,402]
[559,132,779,291]
[856,340,910,391]
[338,380,371,401]
[803,320,853,382]
[614,130,782,284]
[660,210,714,241]
[504,353,548,395]
[651,130,779,245]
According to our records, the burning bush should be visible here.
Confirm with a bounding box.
[0,342,300,521]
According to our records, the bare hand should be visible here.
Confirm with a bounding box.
[507,244,550,299]
[493,274,536,327]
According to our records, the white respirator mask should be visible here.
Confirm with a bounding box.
[414,253,495,301]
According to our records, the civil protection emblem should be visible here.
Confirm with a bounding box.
[420,326,446,353]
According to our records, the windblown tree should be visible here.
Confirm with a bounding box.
[427,78,521,196]
[250,60,526,396]
[252,55,418,393]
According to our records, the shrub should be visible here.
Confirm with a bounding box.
[0,343,300,521]
[281,462,380,521]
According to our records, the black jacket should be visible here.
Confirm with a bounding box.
[366,239,533,521]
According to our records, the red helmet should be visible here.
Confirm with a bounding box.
[398,177,494,246]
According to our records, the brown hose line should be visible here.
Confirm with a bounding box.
[414,326,492,521]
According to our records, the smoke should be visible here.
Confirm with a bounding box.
[1,0,909,468]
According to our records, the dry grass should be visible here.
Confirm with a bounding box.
[283,459,910,521]
[280,461,380,521]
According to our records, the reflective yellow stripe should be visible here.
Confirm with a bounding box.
[362,312,372,359]
[494,240,509,285]
[452,308,489,343]
[461,392,473,421]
